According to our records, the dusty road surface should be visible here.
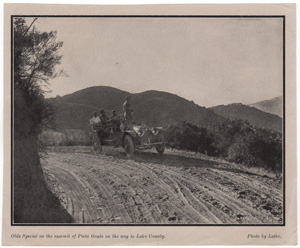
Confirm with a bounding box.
[41,146,283,224]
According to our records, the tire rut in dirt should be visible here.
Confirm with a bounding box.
[41,147,282,224]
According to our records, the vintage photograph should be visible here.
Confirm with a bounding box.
[2,3,297,246]
[11,15,285,226]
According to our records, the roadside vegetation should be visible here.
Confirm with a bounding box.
[39,129,91,147]
[164,120,282,173]
[40,118,282,174]
[14,17,73,223]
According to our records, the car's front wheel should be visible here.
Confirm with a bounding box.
[155,144,165,155]
[123,135,134,158]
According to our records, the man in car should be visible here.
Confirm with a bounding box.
[110,110,119,133]
[90,111,103,145]
[99,109,108,125]
[110,110,117,121]
[97,110,109,144]
[90,111,101,131]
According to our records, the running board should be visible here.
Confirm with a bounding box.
[136,142,165,148]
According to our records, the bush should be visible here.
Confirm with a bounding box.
[164,120,282,172]
[164,122,216,155]
[39,129,92,146]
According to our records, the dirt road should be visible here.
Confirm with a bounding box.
[41,146,283,224]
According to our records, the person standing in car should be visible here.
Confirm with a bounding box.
[123,96,133,124]
[110,110,119,133]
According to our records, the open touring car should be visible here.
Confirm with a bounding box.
[91,117,165,158]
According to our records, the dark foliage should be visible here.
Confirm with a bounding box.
[14,18,62,137]
[13,18,72,223]
[164,120,282,172]
[165,122,216,155]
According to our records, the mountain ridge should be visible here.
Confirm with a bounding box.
[50,86,228,131]
[249,96,282,117]
[211,103,282,132]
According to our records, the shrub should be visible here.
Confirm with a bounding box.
[39,129,92,146]
[164,122,216,155]
[164,120,282,173]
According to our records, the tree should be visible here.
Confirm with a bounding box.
[13,18,72,223]
[14,17,64,137]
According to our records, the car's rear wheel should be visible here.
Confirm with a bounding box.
[155,144,165,155]
[92,135,102,153]
[123,135,134,158]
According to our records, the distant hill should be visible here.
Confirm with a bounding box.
[49,86,228,131]
[211,103,282,132]
[249,96,283,117]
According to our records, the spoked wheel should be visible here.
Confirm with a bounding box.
[123,135,134,158]
[155,144,165,155]
[92,135,102,153]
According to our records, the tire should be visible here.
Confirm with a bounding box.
[155,144,165,155]
[123,135,134,158]
[92,135,102,153]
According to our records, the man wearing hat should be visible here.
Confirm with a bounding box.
[110,110,117,121]
[90,111,101,131]
[90,111,103,146]
[123,96,133,124]
[99,109,108,125]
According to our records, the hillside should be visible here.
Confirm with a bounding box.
[49,86,227,131]
[211,103,282,132]
[249,96,283,117]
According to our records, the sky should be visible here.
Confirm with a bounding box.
[30,17,283,107]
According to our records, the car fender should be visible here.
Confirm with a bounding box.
[150,127,164,136]
[124,130,137,138]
